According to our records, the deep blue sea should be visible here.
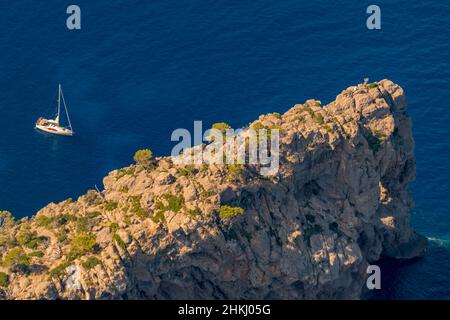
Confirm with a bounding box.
[0,0,449,299]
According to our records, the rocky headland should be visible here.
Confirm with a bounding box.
[0,80,426,299]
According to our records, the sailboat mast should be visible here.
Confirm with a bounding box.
[60,88,73,132]
[56,84,61,125]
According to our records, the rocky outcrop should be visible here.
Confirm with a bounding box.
[0,80,426,299]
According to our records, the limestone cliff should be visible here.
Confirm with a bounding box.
[0,80,426,299]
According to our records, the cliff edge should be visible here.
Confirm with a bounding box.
[0,80,426,299]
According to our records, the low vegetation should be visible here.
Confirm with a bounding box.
[109,223,119,234]
[212,122,232,134]
[272,112,282,119]
[187,207,202,218]
[104,201,118,211]
[250,121,265,131]
[82,256,101,270]
[67,233,97,261]
[365,131,386,152]
[0,272,9,287]
[219,205,244,220]
[84,190,103,205]
[113,234,127,251]
[302,105,315,117]
[156,194,185,213]
[56,228,69,244]
[178,164,196,177]
[129,195,148,218]
[314,113,325,125]
[49,261,71,279]
[0,211,14,228]
[36,215,54,228]
[2,247,30,268]
[116,167,136,180]
[0,234,17,248]
[207,122,232,142]
[16,228,47,250]
[133,149,155,170]
[227,163,244,182]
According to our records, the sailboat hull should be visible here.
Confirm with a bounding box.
[36,84,74,137]
[35,123,74,136]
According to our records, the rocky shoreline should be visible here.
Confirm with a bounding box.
[0,80,426,299]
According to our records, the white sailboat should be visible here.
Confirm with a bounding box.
[35,84,74,136]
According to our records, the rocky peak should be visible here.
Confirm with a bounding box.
[0,80,426,299]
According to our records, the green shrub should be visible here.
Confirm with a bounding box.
[200,189,216,198]
[61,214,78,222]
[272,112,282,119]
[207,122,232,142]
[36,215,54,228]
[28,251,44,258]
[116,167,136,180]
[68,233,97,261]
[2,247,30,268]
[303,105,315,117]
[0,211,14,228]
[227,163,243,182]
[86,212,101,219]
[77,217,89,233]
[158,194,185,213]
[129,195,148,218]
[178,165,196,177]
[84,190,103,205]
[104,201,118,211]
[323,124,333,133]
[250,121,265,131]
[82,256,101,270]
[124,216,132,225]
[151,210,166,224]
[113,234,127,251]
[365,132,384,152]
[211,122,231,134]
[0,234,16,248]
[0,272,9,287]
[109,223,119,234]
[187,207,202,218]
[314,113,325,125]
[133,149,154,166]
[367,82,378,89]
[152,194,185,224]
[49,261,71,278]
[178,168,190,177]
[219,205,244,220]
[16,229,46,249]
[16,229,35,247]
[57,228,68,244]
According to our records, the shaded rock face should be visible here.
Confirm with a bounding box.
[0,80,426,300]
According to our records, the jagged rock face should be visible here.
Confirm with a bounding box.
[0,80,426,300]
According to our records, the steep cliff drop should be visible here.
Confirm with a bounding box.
[0,80,426,299]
